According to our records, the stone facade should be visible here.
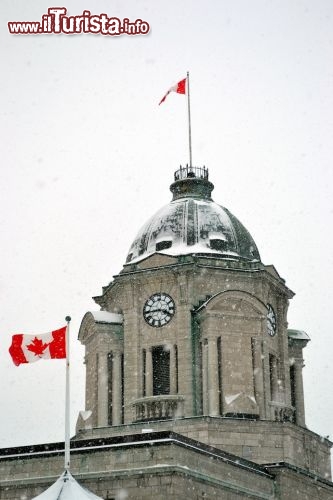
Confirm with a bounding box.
[74,417,332,480]
[1,167,332,499]
[0,431,332,499]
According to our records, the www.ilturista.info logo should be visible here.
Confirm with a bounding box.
[8,7,150,36]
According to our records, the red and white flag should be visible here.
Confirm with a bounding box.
[9,326,67,366]
[159,77,187,105]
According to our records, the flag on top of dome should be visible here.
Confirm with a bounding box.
[158,77,186,105]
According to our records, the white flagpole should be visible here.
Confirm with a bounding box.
[64,316,71,471]
[186,71,193,168]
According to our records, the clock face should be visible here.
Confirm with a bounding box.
[267,304,277,337]
[143,293,175,327]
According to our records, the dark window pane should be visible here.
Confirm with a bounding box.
[152,346,170,395]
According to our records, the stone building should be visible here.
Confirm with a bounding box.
[1,166,332,499]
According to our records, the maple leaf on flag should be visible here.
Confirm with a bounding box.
[9,327,66,365]
[26,337,49,356]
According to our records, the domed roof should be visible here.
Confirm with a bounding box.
[126,166,260,264]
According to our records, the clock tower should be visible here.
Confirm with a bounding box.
[77,166,330,478]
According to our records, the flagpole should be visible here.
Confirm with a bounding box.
[64,316,71,471]
[187,71,192,168]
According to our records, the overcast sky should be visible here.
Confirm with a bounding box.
[1,0,332,467]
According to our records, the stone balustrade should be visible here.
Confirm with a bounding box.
[269,401,295,422]
[132,395,185,422]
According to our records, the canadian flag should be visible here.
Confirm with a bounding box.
[9,326,66,366]
[159,77,187,105]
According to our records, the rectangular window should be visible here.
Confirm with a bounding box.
[217,337,222,415]
[269,353,279,402]
[156,240,172,251]
[250,338,256,398]
[290,365,296,423]
[210,238,227,251]
[198,341,203,415]
[175,344,178,393]
[142,349,146,397]
[121,353,124,423]
[107,352,113,425]
[269,354,274,400]
[152,345,170,395]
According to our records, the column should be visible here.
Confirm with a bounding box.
[112,351,122,426]
[270,355,279,402]
[277,299,289,404]
[97,352,109,427]
[145,347,153,396]
[170,345,177,394]
[252,338,265,417]
[207,337,219,416]
[202,340,208,414]
[294,358,306,427]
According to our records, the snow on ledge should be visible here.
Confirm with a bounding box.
[91,311,123,325]
[287,329,310,342]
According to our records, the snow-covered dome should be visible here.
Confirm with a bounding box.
[126,166,260,264]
